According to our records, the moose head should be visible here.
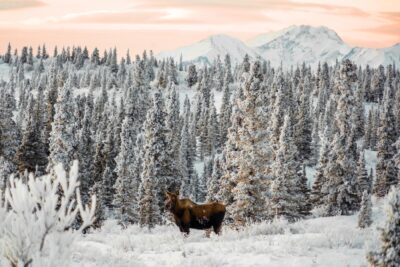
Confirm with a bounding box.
[165,191,179,211]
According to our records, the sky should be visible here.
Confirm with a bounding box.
[0,0,399,55]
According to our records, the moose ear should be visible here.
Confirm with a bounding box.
[165,191,171,198]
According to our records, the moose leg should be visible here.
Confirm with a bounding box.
[205,228,212,238]
[182,224,190,237]
[213,223,222,235]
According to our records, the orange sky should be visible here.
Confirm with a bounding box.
[0,0,399,55]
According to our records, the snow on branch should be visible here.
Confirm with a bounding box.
[0,160,96,267]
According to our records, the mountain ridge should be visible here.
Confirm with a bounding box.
[158,25,399,67]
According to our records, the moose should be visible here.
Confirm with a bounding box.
[165,191,226,236]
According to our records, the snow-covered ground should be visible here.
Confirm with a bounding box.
[71,198,384,267]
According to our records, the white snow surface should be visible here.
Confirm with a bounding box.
[70,197,386,267]
[246,26,297,48]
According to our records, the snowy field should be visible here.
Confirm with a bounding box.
[71,199,384,267]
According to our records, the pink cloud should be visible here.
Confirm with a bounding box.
[0,0,44,10]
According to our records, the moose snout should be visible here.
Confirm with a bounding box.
[165,200,172,210]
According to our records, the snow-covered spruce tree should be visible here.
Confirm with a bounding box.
[358,190,372,228]
[309,119,320,166]
[99,117,118,214]
[394,138,400,183]
[76,100,94,204]
[0,161,96,267]
[138,91,168,228]
[370,65,385,103]
[294,76,312,162]
[321,60,360,216]
[207,96,220,154]
[179,54,183,71]
[367,187,400,266]
[353,83,365,139]
[48,75,77,171]
[374,85,397,197]
[357,151,372,196]
[227,61,273,225]
[165,83,181,192]
[16,90,48,176]
[310,130,330,207]
[270,71,294,145]
[110,47,118,73]
[113,112,141,226]
[237,54,250,81]
[179,96,195,198]
[219,80,232,147]
[224,54,233,84]
[270,115,309,221]
[364,109,374,149]
[186,64,198,87]
[212,55,224,91]
[0,85,20,190]
[216,84,246,221]
[3,43,12,64]
[166,58,178,85]
[197,156,213,202]
[206,153,224,202]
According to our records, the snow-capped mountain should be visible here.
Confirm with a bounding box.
[343,43,400,67]
[157,34,260,65]
[159,25,400,68]
[254,25,351,67]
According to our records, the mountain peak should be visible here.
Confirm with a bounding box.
[254,25,349,67]
[279,25,344,45]
[158,34,258,65]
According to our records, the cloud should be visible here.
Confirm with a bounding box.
[355,12,400,40]
[0,0,44,10]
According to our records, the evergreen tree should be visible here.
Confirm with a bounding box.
[138,91,168,227]
[42,44,48,59]
[226,61,273,225]
[16,91,47,175]
[311,131,329,207]
[4,43,12,64]
[370,65,385,102]
[224,54,233,84]
[0,86,20,188]
[113,97,142,224]
[20,46,28,64]
[294,77,312,161]
[364,109,373,149]
[110,47,118,73]
[165,83,181,191]
[357,151,372,196]
[48,76,77,171]
[358,190,372,228]
[179,97,195,198]
[219,81,232,146]
[374,85,397,197]
[187,64,198,87]
[77,100,94,204]
[321,60,360,216]
[270,115,308,221]
[368,188,400,266]
[207,154,224,202]
[353,85,365,138]
[207,98,220,154]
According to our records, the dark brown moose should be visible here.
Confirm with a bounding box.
[165,191,226,236]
